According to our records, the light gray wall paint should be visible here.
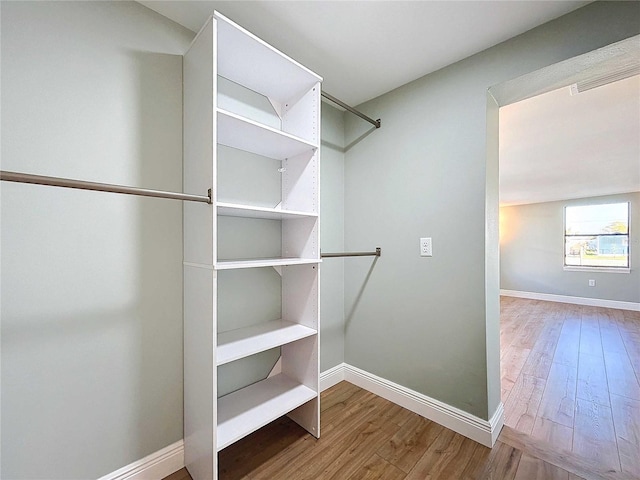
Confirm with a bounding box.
[500,193,640,303]
[0,1,193,478]
[343,1,640,420]
[320,103,346,371]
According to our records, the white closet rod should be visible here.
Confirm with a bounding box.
[0,170,212,204]
[321,91,381,129]
[321,247,381,258]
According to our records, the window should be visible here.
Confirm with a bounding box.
[564,202,629,269]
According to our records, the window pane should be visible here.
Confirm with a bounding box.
[565,203,629,235]
[565,235,629,267]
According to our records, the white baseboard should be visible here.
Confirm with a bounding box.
[98,440,183,480]
[321,363,503,447]
[320,362,346,391]
[500,289,640,311]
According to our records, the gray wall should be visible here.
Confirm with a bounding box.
[320,104,346,371]
[500,193,640,303]
[343,1,640,420]
[1,2,193,478]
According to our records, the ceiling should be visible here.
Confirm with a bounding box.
[139,0,589,106]
[500,74,640,206]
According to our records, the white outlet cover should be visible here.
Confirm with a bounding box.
[420,237,432,257]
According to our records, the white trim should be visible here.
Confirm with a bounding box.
[488,402,505,446]
[563,266,630,274]
[320,362,346,392]
[98,440,184,480]
[343,364,502,447]
[500,289,640,311]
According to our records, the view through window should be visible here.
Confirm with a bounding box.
[565,202,630,268]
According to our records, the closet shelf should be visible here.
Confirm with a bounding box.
[216,12,322,105]
[218,108,317,159]
[217,373,317,451]
[215,257,320,270]
[217,320,316,366]
[217,202,318,220]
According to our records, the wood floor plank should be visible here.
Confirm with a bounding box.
[249,388,386,480]
[475,440,522,480]
[521,319,563,380]
[376,413,443,473]
[321,380,363,412]
[572,398,620,474]
[404,428,465,480]
[609,393,640,478]
[537,362,577,428]
[313,408,405,480]
[501,345,532,397]
[513,453,569,480]
[501,314,526,354]
[499,425,623,480]
[619,333,640,380]
[513,318,546,350]
[604,351,640,400]
[346,453,406,480]
[459,442,492,479]
[423,436,482,480]
[598,312,627,354]
[164,468,193,480]
[504,374,545,434]
[218,417,309,479]
[531,417,573,453]
[579,320,603,358]
[554,319,581,369]
[576,352,610,406]
[281,396,407,480]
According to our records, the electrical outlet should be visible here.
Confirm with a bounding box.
[420,237,432,257]
[589,279,596,287]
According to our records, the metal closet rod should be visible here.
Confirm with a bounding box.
[321,91,381,129]
[321,247,381,258]
[0,170,212,204]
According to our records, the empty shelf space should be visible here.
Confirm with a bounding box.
[217,202,318,220]
[217,373,317,451]
[217,320,316,366]
[215,257,320,270]
[215,12,321,104]
[217,109,317,159]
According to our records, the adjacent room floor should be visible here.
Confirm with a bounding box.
[500,296,640,479]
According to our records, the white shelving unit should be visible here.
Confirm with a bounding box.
[183,11,322,480]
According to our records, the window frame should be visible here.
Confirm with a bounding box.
[563,201,631,273]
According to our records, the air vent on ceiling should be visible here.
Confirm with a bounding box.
[570,64,640,95]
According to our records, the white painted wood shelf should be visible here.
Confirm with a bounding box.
[215,257,320,270]
[217,320,317,366]
[218,109,317,159]
[216,15,320,104]
[217,374,317,451]
[217,202,317,220]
